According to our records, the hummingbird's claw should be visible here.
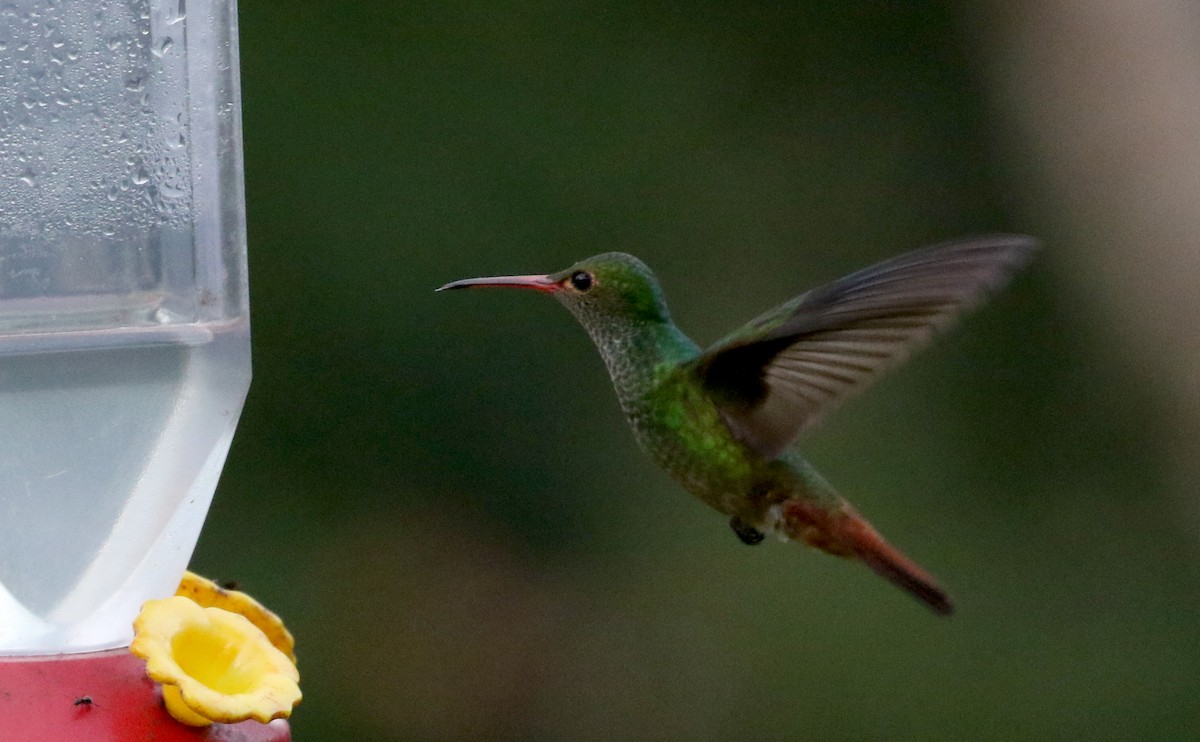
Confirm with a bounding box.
[729,516,765,545]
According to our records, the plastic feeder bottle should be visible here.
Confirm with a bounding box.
[0,1,284,738]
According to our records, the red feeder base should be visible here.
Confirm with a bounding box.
[0,649,290,741]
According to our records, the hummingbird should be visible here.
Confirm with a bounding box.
[438,235,1037,615]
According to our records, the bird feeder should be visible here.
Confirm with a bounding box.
[0,0,286,737]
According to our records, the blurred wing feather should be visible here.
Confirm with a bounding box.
[691,235,1038,458]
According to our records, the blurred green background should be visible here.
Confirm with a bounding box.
[192,1,1200,739]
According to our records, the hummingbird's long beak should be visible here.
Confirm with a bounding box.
[436,274,558,293]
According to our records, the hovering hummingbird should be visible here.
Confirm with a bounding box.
[439,235,1037,615]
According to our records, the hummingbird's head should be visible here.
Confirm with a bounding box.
[546,252,671,326]
[439,253,682,395]
[438,252,672,328]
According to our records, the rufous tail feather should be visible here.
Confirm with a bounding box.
[781,500,955,616]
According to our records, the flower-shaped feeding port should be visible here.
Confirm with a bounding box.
[131,595,301,727]
[175,571,297,663]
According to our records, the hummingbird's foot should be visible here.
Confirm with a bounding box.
[729,516,765,545]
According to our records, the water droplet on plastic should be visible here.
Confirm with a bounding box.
[152,37,173,57]
[166,0,186,25]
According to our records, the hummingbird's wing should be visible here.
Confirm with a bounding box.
[689,235,1038,459]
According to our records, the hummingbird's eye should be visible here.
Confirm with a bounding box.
[569,271,594,292]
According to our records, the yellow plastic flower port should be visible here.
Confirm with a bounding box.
[175,571,297,664]
[131,596,302,727]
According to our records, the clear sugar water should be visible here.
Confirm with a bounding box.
[0,321,249,652]
[0,0,250,653]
